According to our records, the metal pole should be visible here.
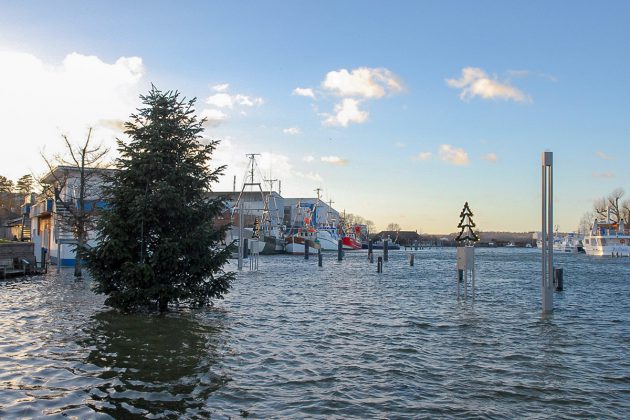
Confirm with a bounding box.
[541,151,553,313]
[238,201,243,271]
[57,243,61,273]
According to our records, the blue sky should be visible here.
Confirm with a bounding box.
[1,1,628,233]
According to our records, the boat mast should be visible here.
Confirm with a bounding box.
[313,188,322,227]
[233,154,270,232]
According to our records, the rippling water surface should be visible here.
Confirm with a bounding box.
[1,248,629,418]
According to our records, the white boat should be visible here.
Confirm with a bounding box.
[226,227,266,254]
[553,232,583,253]
[285,228,320,255]
[316,226,341,251]
[231,154,286,254]
[583,218,630,257]
[505,242,516,247]
[533,231,583,253]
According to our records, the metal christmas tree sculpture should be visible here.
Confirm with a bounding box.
[455,202,479,244]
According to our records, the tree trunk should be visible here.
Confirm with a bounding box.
[158,297,168,313]
[74,239,83,277]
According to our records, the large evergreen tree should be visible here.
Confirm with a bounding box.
[86,86,233,312]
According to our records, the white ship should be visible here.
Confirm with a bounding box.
[533,231,583,253]
[554,232,584,253]
[583,218,630,257]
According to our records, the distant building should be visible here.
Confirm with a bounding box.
[283,198,339,229]
[206,190,284,229]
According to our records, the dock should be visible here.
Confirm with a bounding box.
[0,242,46,279]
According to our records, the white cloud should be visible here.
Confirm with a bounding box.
[321,155,348,165]
[212,83,230,92]
[0,50,145,180]
[201,85,264,128]
[439,144,469,166]
[298,66,404,128]
[482,152,498,163]
[322,67,403,98]
[283,127,301,135]
[303,155,315,162]
[293,87,315,99]
[592,171,615,178]
[205,92,263,109]
[210,139,325,196]
[294,171,324,182]
[200,108,228,127]
[446,67,530,102]
[323,98,368,127]
[394,142,406,149]
[595,151,614,160]
[416,152,432,161]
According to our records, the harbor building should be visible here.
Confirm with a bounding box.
[29,166,111,267]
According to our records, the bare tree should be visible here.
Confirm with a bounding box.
[41,128,110,277]
[386,222,401,232]
[621,199,630,225]
[593,197,607,221]
[593,188,626,224]
[365,219,376,234]
[578,211,595,235]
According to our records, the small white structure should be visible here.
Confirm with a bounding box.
[457,246,475,299]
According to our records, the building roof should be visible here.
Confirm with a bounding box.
[40,165,115,185]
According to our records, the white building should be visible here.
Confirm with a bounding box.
[29,166,111,267]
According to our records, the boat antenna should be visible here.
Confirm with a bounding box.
[265,178,278,192]
[246,153,260,184]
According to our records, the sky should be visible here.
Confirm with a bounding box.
[0,1,628,233]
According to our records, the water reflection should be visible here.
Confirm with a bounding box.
[80,309,229,418]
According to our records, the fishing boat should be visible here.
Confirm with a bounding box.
[583,218,630,257]
[285,227,320,254]
[341,225,364,250]
[369,236,401,250]
[316,226,342,251]
[230,154,284,254]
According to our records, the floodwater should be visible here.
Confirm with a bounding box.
[0,248,628,418]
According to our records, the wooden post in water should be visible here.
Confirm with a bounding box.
[318,248,323,267]
[554,267,563,291]
[304,241,309,260]
[337,239,343,261]
[368,240,373,263]
[377,256,383,273]
[384,239,389,262]
[541,151,554,313]
[409,253,414,266]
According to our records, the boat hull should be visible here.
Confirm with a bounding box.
[583,237,630,256]
[285,237,320,255]
[342,236,362,250]
[261,235,285,254]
